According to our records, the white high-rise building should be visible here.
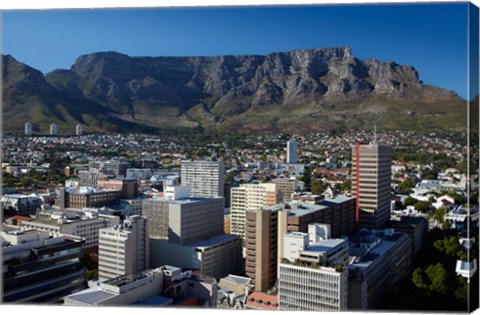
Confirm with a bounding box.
[286,139,298,164]
[25,122,32,135]
[279,235,349,311]
[98,215,149,281]
[76,124,83,136]
[50,123,58,135]
[351,143,393,228]
[230,183,279,237]
[181,160,224,198]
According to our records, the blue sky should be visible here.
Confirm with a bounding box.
[1,3,470,98]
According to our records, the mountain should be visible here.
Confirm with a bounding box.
[2,47,467,134]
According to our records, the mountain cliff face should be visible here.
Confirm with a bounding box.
[2,47,466,134]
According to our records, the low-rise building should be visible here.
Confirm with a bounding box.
[2,225,85,303]
[1,194,43,217]
[20,210,119,249]
[347,229,413,309]
[64,265,218,307]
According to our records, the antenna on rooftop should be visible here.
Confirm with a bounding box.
[373,124,377,144]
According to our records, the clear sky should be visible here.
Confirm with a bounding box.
[1,2,470,98]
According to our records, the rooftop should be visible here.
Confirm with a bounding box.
[170,196,223,205]
[65,286,114,305]
[187,233,240,249]
[308,239,348,254]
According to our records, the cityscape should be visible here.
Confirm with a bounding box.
[1,124,478,311]
[1,1,479,314]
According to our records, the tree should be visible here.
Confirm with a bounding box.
[412,268,427,290]
[425,263,448,295]
[434,235,461,257]
[404,196,416,206]
[311,180,327,195]
[398,179,415,194]
[434,207,447,223]
[415,200,432,213]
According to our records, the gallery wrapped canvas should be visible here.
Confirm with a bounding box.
[1,0,478,314]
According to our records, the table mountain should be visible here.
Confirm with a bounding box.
[2,47,467,134]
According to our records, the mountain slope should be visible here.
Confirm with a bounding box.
[2,47,467,134]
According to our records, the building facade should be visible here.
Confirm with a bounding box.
[25,122,32,135]
[230,183,279,237]
[77,169,100,188]
[75,124,83,136]
[98,215,149,281]
[50,123,58,135]
[181,160,225,198]
[278,263,348,311]
[20,211,119,249]
[2,226,85,303]
[287,139,298,164]
[244,208,279,292]
[351,143,393,228]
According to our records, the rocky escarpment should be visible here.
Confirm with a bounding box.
[2,47,465,133]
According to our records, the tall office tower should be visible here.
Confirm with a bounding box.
[24,122,32,135]
[181,160,225,198]
[98,215,149,281]
[351,143,393,229]
[230,183,279,237]
[286,139,298,164]
[245,208,279,292]
[76,124,83,136]
[50,123,58,135]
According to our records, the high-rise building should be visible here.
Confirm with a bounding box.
[230,183,279,237]
[351,143,393,228]
[76,124,83,136]
[245,207,279,292]
[98,215,149,281]
[24,122,32,135]
[242,193,355,293]
[50,123,58,135]
[148,196,243,280]
[286,139,298,164]
[181,160,225,198]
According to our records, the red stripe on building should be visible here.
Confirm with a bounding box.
[355,142,360,226]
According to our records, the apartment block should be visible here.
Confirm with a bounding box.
[351,143,393,228]
[98,215,149,281]
[181,160,225,198]
[76,124,83,136]
[50,123,58,135]
[230,183,279,237]
[286,139,298,164]
[25,122,32,135]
